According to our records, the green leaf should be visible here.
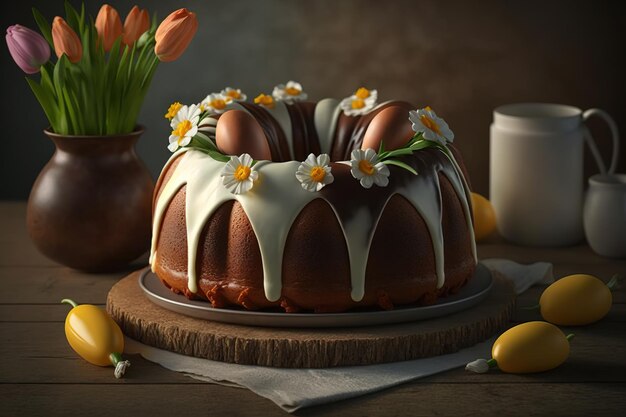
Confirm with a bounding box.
[150,11,158,31]
[39,65,56,100]
[378,139,385,155]
[381,147,414,159]
[62,87,82,134]
[193,132,219,151]
[32,8,54,48]
[409,140,436,152]
[193,147,231,163]
[64,0,81,33]
[26,77,58,130]
[382,159,418,175]
[78,2,86,34]
[53,54,66,92]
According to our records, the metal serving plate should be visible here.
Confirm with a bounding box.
[139,263,493,328]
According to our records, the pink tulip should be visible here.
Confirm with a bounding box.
[5,24,50,74]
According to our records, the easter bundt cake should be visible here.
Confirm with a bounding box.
[149,84,477,313]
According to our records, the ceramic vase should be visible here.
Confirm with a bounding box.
[26,127,154,272]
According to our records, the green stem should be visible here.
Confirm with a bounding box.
[607,274,620,290]
[109,352,123,366]
[566,334,575,342]
[61,299,78,308]
[110,352,131,378]
[487,358,498,368]
[521,304,540,311]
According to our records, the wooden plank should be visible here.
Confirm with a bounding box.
[0,384,286,417]
[0,202,57,267]
[0,304,77,322]
[0,267,125,304]
[0,321,196,384]
[2,321,624,384]
[1,382,624,417]
[479,237,626,267]
[298,382,626,417]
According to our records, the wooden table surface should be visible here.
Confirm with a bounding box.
[1,201,625,416]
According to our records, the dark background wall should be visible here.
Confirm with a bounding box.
[2,0,624,199]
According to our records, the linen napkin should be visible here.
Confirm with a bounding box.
[125,259,554,413]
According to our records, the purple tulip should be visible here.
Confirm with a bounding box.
[6,24,50,74]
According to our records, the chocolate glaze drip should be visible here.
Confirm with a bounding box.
[321,148,448,228]
[286,102,322,160]
[238,102,291,162]
[331,101,414,161]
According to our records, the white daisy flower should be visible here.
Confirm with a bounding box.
[272,81,308,104]
[221,87,247,102]
[199,93,231,114]
[220,153,258,195]
[340,87,378,116]
[349,148,390,189]
[168,104,201,152]
[409,106,455,145]
[295,153,334,192]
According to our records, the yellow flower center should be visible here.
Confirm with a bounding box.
[310,166,326,182]
[234,165,251,181]
[225,90,241,99]
[355,87,370,99]
[165,102,182,120]
[211,98,227,110]
[172,120,193,144]
[420,115,441,135]
[254,94,275,108]
[351,98,365,109]
[285,86,301,96]
[358,159,375,175]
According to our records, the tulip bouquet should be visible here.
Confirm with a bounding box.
[5,2,198,135]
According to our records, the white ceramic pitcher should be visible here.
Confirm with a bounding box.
[490,103,619,247]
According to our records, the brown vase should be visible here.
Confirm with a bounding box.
[26,127,154,272]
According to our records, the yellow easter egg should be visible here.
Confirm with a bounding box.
[471,192,497,241]
[492,321,571,373]
[540,274,612,325]
[64,304,124,367]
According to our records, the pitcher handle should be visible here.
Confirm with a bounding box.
[582,108,620,175]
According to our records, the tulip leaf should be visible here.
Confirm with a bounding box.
[26,77,58,130]
[40,65,56,100]
[79,2,86,34]
[150,11,158,31]
[62,88,80,134]
[64,0,81,34]
[32,8,54,48]
[53,54,66,92]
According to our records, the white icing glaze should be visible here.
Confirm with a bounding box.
[314,98,341,154]
[150,100,477,304]
[443,151,478,263]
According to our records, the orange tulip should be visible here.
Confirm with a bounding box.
[51,17,82,63]
[95,4,123,52]
[154,8,198,62]
[123,6,150,46]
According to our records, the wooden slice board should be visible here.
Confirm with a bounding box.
[106,268,516,368]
